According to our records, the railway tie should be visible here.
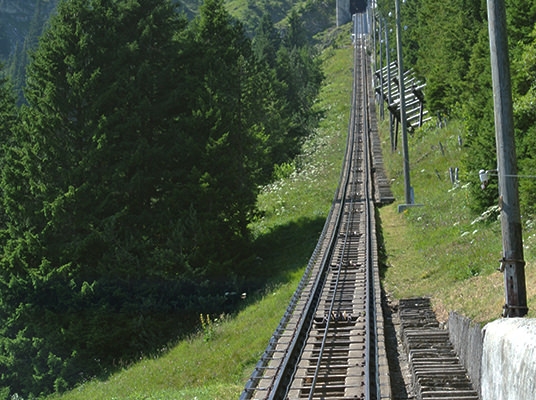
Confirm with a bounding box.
[240,11,391,400]
[398,298,480,400]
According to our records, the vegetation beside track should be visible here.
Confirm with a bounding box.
[47,25,355,400]
[49,19,536,399]
[378,120,536,324]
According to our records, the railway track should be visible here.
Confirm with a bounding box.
[399,298,480,400]
[241,12,391,400]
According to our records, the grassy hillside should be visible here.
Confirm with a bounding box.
[179,0,336,37]
[226,0,336,37]
[379,120,536,324]
[46,23,355,400]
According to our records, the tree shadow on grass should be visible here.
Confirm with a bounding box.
[37,216,328,396]
[246,216,328,293]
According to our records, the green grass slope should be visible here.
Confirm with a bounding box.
[179,0,336,37]
[379,120,536,324]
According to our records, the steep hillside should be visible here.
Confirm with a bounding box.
[225,0,335,37]
[0,0,337,397]
[0,0,336,58]
[0,0,58,58]
[0,0,58,100]
[45,20,355,400]
[1,0,336,101]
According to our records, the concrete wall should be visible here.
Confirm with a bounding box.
[336,0,351,26]
[448,312,483,398]
[448,313,536,400]
[481,318,536,400]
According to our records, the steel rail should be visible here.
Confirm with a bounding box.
[265,50,359,399]
[240,10,383,400]
[260,38,361,397]
[285,26,377,399]
[360,29,374,400]
[304,44,364,397]
[290,18,370,399]
[240,46,358,399]
[360,23,381,400]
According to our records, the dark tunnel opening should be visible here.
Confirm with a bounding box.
[350,0,368,14]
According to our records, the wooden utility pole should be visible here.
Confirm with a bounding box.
[487,0,528,317]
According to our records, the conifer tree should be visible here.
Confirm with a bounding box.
[185,0,271,265]
[275,11,323,158]
[0,0,327,395]
[0,0,191,395]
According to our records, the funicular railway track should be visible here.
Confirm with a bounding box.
[241,12,391,400]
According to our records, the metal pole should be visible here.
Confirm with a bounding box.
[378,16,384,119]
[395,0,412,206]
[487,0,528,317]
[371,5,377,72]
[384,18,394,152]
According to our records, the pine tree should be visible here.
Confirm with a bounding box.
[0,0,192,395]
[513,26,536,215]
[186,0,269,260]
[412,0,481,115]
[275,12,323,158]
[0,0,327,395]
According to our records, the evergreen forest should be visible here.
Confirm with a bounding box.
[0,0,326,397]
[376,0,536,215]
[0,0,536,398]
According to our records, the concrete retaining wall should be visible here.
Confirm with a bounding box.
[336,0,351,26]
[481,318,536,400]
[448,312,483,398]
[447,312,536,400]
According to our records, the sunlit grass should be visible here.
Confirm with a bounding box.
[379,119,536,324]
